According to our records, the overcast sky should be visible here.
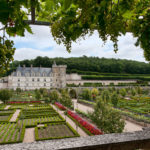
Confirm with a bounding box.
[9,25,146,62]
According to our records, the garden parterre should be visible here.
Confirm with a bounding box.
[0,123,25,144]
[0,103,80,144]
[35,122,79,141]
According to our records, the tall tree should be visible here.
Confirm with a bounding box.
[89,97,124,133]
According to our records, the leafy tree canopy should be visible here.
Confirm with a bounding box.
[0,0,150,73]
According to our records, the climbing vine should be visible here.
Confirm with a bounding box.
[0,0,150,73]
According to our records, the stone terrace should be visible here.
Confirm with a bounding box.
[0,128,150,150]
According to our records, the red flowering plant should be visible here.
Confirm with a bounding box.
[55,102,66,110]
[67,110,103,135]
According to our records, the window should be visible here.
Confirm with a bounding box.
[43,72,46,77]
[32,78,34,82]
[37,78,40,82]
[25,73,29,77]
[17,72,21,76]
[32,72,35,76]
[18,83,20,87]
[44,83,46,86]
[36,72,40,76]
[44,78,46,82]
[18,79,20,82]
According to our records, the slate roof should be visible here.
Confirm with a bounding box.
[12,66,52,77]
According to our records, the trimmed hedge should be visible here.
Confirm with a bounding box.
[82,75,150,81]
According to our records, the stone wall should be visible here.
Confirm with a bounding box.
[66,73,81,81]
[66,80,136,85]
[0,128,150,150]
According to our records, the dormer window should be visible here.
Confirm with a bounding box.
[17,71,21,76]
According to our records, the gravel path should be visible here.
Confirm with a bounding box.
[9,109,20,122]
[4,105,10,110]
[51,104,88,137]
[72,99,143,132]
[23,128,35,143]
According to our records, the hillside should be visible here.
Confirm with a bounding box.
[5,56,150,77]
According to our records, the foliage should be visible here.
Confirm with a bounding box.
[35,90,41,101]
[60,90,72,108]
[89,97,124,133]
[49,90,59,102]
[131,88,136,96]
[136,86,142,95]
[38,0,150,61]
[69,89,77,98]
[119,88,126,97]
[39,88,47,95]
[0,89,12,103]
[16,87,21,94]
[0,37,15,74]
[101,90,110,103]
[5,56,150,77]
[91,88,99,100]
[0,1,150,73]
[111,92,119,107]
[81,88,92,100]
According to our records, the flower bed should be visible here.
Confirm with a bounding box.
[67,110,103,135]
[7,101,41,104]
[55,102,66,110]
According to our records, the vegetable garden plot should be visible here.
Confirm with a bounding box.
[20,108,57,119]
[35,122,79,140]
[0,110,15,122]
[0,123,25,144]
[118,98,150,115]
[18,115,65,127]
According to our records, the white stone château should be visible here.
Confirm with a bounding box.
[0,62,67,90]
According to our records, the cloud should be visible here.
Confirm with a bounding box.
[11,25,146,62]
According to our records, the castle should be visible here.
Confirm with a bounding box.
[0,62,67,90]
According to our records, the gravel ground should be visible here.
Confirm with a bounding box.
[72,99,143,132]
[10,109,20,122]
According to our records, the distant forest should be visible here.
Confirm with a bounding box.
[7,56,150,75]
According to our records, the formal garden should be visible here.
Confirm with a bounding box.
[0,86,149,144]
[0,97,80,144]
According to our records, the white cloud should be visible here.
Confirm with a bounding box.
[12,25,146,62]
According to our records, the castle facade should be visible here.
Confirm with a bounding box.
[0,62,67,90]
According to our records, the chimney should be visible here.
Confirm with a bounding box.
[23,64,26,69]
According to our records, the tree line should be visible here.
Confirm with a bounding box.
[5,56,150,76]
